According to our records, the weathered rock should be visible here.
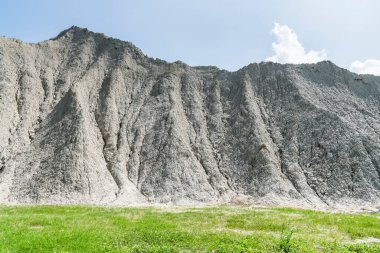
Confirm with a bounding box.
[0,26,379,208]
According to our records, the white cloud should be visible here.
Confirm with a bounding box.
[266,23,327,64]
[350,59,380,76]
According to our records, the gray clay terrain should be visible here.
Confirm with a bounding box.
[0,27,379,209]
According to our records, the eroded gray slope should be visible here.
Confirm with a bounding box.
[0,27,379,208]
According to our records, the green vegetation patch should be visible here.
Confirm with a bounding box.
[0,205,378,252]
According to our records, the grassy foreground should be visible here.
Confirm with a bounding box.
[0,205,379,252]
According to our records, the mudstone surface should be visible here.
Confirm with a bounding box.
[0,27,379,209]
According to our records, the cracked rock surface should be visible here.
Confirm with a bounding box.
[0,27,379,209]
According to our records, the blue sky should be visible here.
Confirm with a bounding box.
[1,0,380,74]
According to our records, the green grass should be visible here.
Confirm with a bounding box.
[0,205,379,252]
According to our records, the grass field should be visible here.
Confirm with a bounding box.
[0,205,379,252]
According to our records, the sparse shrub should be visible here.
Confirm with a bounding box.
[277,226,294,253]
[260,144,268,151]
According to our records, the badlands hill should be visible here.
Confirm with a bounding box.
[0,26,379,209]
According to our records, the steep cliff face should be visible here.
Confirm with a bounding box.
[0,27,379,208]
